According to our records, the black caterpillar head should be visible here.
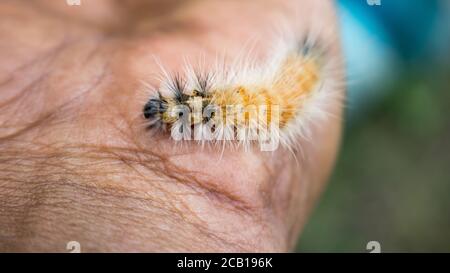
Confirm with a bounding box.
[143,97,168,119]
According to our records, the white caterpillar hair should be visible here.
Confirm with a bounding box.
[141,14,345,154]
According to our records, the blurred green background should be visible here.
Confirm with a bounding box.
[296,0,450,252]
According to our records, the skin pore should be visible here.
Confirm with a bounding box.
[0,0,343,252]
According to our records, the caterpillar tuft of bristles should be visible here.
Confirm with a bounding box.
[142,34,341,152]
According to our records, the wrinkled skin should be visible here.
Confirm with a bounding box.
[0,0,343,252]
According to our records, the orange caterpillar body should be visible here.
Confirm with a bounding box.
[143,37,335,151]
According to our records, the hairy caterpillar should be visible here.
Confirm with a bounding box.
[142,33,338,152]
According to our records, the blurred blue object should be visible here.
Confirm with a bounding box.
[337,0,449,123]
